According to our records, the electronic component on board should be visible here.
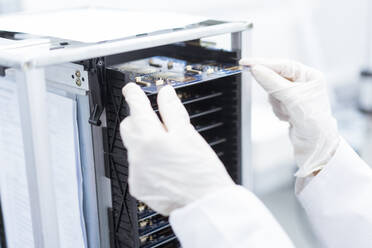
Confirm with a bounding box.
[149,58,162,68]
[167,61,174,69]
[185,65,202,74]
[155,79,165,86]
[135,76,151,87]
[206,68,215,74]
[138,202,147,213]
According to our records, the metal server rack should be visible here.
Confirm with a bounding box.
[0,10,252,248]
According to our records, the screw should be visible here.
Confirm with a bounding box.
[75,70,81,78]
[76,78,82,86]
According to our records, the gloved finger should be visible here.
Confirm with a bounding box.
[240,58,307,82]
[122,83,164,132]
[120,115,165,150]
[157,85,190,131]
[123,83,159,119]
[251,65,294,94]
[120,116,134,148]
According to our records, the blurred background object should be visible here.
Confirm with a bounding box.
[1,0,371,247]
[0,0,19,13]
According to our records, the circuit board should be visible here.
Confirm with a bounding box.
[107,56,242,93]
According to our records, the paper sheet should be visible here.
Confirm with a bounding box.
[0,78,34,248]
[0,8,206,43]
[48,93,86,248]
[0,78,86,248]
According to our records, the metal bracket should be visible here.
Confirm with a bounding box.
[89,104,104,126]
[45,63,89,92]
[87,58,107,126]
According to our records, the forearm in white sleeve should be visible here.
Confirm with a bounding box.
[169,185,295,248]
[297,138,372,248]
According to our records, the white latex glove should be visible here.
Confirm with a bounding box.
[240,58,340,177]
[120,83,235,216]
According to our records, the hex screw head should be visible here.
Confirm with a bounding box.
[76,78,82,86]
[75,70,81,78]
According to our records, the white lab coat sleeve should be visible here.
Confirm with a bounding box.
[169,185,295,248]
[297,138,372,248]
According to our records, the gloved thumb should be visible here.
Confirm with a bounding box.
[251,65,293,94]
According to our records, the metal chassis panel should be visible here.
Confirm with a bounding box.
[231,31,253,190]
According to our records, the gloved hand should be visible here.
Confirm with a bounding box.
[120,83,235,216]
[240,58,340,177]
